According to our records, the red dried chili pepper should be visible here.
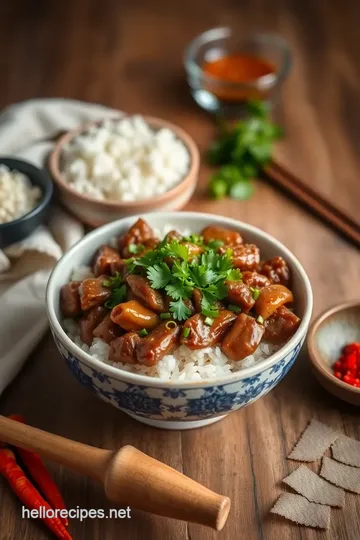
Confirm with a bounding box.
[0,448,72,540]
[9,414,68,527]
[333,342,360,387]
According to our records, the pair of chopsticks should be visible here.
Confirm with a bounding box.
[264,161,360,249]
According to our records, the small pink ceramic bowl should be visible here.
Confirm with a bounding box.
[48,116,200,227]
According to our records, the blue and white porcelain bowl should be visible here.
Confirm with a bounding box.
[46,212,313,430]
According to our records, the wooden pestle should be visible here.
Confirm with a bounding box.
[0,416,230,530]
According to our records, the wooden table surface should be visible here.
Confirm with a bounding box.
[1,0,360,539]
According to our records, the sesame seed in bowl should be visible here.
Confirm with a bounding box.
[49,115,200,227]
[0,165,42,224]
[0,157,53,249]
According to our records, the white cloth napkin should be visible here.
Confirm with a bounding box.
[0,98,120,395]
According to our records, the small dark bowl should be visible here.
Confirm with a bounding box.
[0,158,53,249]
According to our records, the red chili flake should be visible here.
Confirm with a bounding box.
[333,343,360,388]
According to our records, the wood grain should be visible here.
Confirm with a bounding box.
[0,0,360,539]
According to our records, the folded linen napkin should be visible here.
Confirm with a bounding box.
[0,98,120,395]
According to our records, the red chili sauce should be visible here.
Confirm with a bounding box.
[203,53,275,102]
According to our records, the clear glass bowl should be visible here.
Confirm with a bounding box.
[184,28,291,117]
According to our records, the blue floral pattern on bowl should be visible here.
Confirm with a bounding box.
[51,325,303,423]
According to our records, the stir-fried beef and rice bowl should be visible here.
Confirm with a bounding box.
[60,218,301,381]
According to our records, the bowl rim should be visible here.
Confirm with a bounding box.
[46,211,313,388]
[0,157,53,230]
[307,300,360,395]
[48,115,200,210]
[184,27,292,89]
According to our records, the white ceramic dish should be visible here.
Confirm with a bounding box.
[46,212,313,430]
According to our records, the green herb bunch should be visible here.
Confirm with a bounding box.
[127,238,242,321]
[208,100,283,200]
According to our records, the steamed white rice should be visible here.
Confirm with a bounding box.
[60,116,190,202]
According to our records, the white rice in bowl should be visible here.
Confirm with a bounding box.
[63,316,280,381]
[60,115,190,202]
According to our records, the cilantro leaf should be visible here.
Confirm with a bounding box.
[202,269,219,285]
[127,250,161,272]
[105,284,127,309]
[165,281,192,300]
[147,263,172,289]
[207,99,283,201]
[172,260,190,283]
[102,271,123,289]
[213,281,228,300]
[200,251,218,271]
[161,241,189,261]
[169,299,192,321]
[216,251,233,274]
[226,268,243,281]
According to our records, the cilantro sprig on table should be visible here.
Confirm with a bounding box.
[127,239,242,321]
[208,100,283,200]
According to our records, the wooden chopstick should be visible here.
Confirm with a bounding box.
[264,161,360,249]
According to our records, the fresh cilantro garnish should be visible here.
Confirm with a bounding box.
[226,268,243,281]
[169,299,192,321]
[208,100,283,200]
[127,250,161,272]
[161,241,189,261]
[146,263,172,289]
[104,284,127,309]
[102,272,123,288]
[124,237,245,321]
[103,272,127,309]
[165,281,192,300]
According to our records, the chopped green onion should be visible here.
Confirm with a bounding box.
[165,321,177,330]
[257,315,264,324]
[228,304,242,314]
[138,328,148,337]
[160,312,171,320]
[128,243,145,254]
[182,233,204,246]
[207,239,224,250]
[250,287,260,300]
[201,307,220,318]
[204,317,214,326]
[182,327,190,338]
